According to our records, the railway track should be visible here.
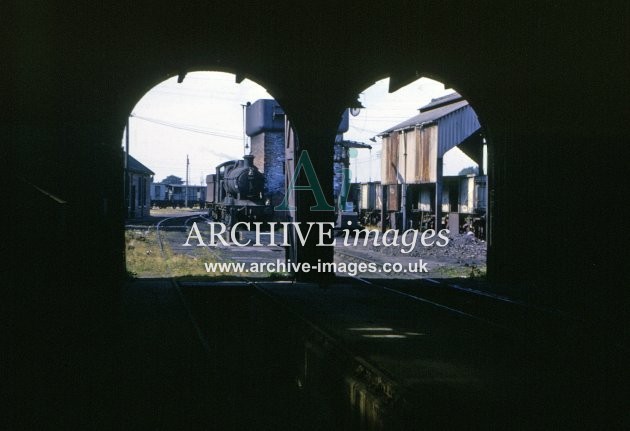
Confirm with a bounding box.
[145,218,577,354]
[334,247,582,340]
[152,213,217,354]
[125,219,629,428]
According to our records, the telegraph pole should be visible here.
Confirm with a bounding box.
[185,154,189,208]
[125,117,132,218]
[241,102,250,155]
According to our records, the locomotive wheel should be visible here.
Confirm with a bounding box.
[223,209,233,227]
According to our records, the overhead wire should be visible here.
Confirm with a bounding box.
[131,114,243,141]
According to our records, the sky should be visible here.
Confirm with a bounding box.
[126,72,477,184]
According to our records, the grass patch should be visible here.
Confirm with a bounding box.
[126,228,220,278]
[435,264,487,279]
[126,227,296,280]
[149,207,204,216]
[268,272,294,281]
[125,229,163,277]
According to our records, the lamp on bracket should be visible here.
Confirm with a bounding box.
[348,98,365,117]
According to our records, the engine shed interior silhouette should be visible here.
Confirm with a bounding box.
[8,2,629,428]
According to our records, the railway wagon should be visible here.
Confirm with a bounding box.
[353,181,382,227]
[350,174,486,237]
[411,174,487,235]
[168,185,206,209]
[151,183,206,208]
[150,183,169,208]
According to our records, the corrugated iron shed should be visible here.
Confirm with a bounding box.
[379,99,468,135]
[418,92,465,112]
[436,104,481,157]
[379,92,481,158]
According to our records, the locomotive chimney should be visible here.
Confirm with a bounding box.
[243,154,255,167]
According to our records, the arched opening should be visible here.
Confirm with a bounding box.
[131,72,495,285]
[335,75,490,284]
[123,71,292,280]
[9,3,630,429]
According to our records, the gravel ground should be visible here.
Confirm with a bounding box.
[357,231,487,275]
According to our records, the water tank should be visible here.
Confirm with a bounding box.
[246,99,350,135]
[246,100,285,136]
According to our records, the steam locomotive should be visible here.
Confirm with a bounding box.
[206,155,273,226]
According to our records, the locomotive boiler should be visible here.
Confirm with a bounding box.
[222,155,264,200]
[206,155,272,226]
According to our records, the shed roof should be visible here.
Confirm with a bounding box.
[379,93,468,136]
[419,92,465,112]
[126,154,155,175]
[379,92,482,158]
